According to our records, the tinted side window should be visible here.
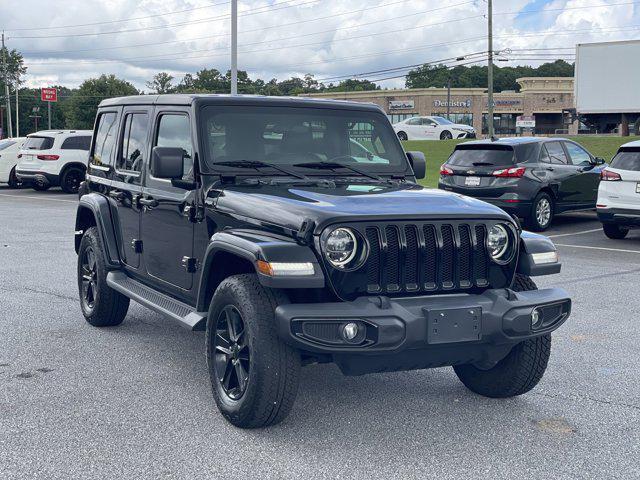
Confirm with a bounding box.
[406,118,420,125]
[61,136,91,151]
[564,142,592,166]
[155,114,193,179]
[545,142,568,164]
[118,113,148,173]
[92,112,118,166]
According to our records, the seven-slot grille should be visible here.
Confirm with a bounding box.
[361,221,492,294]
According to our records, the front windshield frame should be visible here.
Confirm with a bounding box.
[197,104,411,177]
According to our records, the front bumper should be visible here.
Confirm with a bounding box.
[276,287,570,374]
[598,207,640,228]
[15,170,60,187]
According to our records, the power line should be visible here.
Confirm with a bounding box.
[4,1,230,32]
[7,0,322,39]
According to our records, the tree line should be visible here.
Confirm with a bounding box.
[0,45,574,134]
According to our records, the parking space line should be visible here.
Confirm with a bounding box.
[0,193,77,204]
[547,228,602,239]
[555,243,640,254]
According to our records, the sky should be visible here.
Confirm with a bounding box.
[1,0,639,91]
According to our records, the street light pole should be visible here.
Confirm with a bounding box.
[1,32,13,138]
[487,0,495,138]
[446,77,451,121]
[230,0,238,95]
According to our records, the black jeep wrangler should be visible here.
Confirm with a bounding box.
[75,95,571,428]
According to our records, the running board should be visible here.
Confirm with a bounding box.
[106,271,207,331]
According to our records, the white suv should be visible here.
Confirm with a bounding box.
[0,137,26,187]
[597,139,640,239]
[16,130,92,193]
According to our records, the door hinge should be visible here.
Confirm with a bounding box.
[181,256,199,273]
[131,239,143,253]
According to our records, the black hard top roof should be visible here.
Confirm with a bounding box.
[98,94,384,112]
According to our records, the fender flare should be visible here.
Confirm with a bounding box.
[196,229,325,311]
[75,193,121,268]
[517,231,561,276]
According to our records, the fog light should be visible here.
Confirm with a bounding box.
[531,308,543,329]
[342,322,359,341]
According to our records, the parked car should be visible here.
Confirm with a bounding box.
[16,130,92,193]
[75,95,570,428]
[439,137,605,231]
[597,140,640,239]
[393,116,476,141]
[0,137,26,188]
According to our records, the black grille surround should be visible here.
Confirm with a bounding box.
[320,220,518,301]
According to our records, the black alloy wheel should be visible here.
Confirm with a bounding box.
[80,245,98,312]
[61,167,84,194]
[397,131,408,141]
[214,305,251,400]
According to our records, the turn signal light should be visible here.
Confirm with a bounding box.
[600,169,621,181]
[37,154,60,161]
[440,165,454,176]
[492,167,526,178]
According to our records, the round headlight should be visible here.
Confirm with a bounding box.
[487,224,510,262]
[324,228,357,267]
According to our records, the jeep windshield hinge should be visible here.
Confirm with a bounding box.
[181,256,199,273]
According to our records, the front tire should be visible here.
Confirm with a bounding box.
[527,192,554,231]
[603,223,629,239]
[397,131,408,141]
[77,227,129,327]
[206,274,301,428]
[440,130,453,140]
[453,274,551,398]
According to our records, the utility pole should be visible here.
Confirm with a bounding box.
[230,0,238,95]
[15,86,18,136]
[1,32,14,138]
[487,0,495,138]
[446,77,451,121]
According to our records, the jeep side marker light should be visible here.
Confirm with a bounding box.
[256,260,315,276]
[531,251,559,265]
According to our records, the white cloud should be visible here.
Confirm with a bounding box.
[1,0,638,90]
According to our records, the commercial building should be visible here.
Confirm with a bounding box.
[304,77,577,136]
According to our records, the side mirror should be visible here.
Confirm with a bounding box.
[594,157,606,166]
[406,151,426,180]
[151,146,184,179]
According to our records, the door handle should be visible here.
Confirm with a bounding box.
[138,197,158,208]
[108,190,124,201]
[545,167,555,172]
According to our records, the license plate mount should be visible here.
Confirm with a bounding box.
[465,176,481,186]
[424,307,482,344]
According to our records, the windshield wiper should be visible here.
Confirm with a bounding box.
[292,161,384,182]
[215,160,308,180]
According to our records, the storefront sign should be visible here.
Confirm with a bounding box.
[516,115,536,128]
[389,100,415,110]
[486,99,522,109]
[433,99,472,108]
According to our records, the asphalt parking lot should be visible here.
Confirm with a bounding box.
[1,186,639,479]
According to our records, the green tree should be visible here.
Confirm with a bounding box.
[66,75,138,129]
[324,78,379,92]
[146,72,175,94]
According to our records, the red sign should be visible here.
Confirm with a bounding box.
[41,88,58,102]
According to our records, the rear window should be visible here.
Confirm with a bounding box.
[448,145,515,167]
[61,136,91,151]
[610,148,640,171]
[23,136,54,150]
[0,140,16,151]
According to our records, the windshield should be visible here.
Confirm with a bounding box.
[610,149,640,171]
[432,116,454,125]
[200,105,408,174]
[448,145,516,167]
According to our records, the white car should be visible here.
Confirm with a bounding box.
[597,140,640,239]
[393,116,476,141]
[0,137,26,187]
[16,130,92,193]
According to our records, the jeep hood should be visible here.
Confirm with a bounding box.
[213,182,512,234]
